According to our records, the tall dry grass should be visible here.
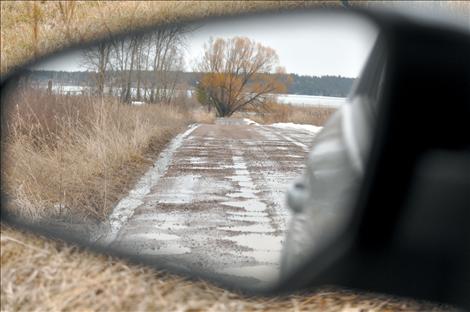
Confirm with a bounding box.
[3,89,443,312]
[1,89,443,311]
[1,1,461,310]
[2,88,213,222]
[0,1,345,75]
[4,1,465,76]
[2,225,448,312]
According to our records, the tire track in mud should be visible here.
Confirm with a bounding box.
[101,119,318,287]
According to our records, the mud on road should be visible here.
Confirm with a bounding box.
[101,119,318,287]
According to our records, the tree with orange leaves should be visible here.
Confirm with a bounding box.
[196,37,289,117]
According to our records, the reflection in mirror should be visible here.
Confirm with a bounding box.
[1,12,377,288]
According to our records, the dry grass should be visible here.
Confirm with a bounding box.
[3,1,466,76]
[0,89,445,310]
[1,225,449,312]
[1,1,463,311]
[234,102,336,126]
[2,88,213,221]
[0,1,343,75]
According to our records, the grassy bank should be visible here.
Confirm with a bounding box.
[2,89,214,222]
[233,101,336,126]
[1,225,446,311]
[1,90,446,311]
[1,91,444,311]
[1,1,461,311]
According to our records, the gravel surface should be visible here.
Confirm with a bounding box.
[103,118,319,288]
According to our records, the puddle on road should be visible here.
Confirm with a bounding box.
[229,175,251,183]
[153,175,199,204]
[227,215,271,223]
[151,245,191,255]
[227,211,269,217]
[227,189,257,198]
[122,243,192,256]
[211,154,285,285]
[102,125,200,243]
[230,233,283,252]
[127,232,180,240]
[103,122,317,286]
[222,199,266,211]
[226,211,271,223]
[189,156,207,164]
[120,232,191,255]
[216,264,280,286]
[246,250,282,263]
[218,224,276,233]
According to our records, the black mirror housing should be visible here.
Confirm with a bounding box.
[280,9,470,309]
[1,7,469,309]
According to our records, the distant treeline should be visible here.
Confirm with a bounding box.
[288,74,354,97]
[27,70,355,97]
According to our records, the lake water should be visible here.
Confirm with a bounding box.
[276,94,346,108]
[44,85,346,108]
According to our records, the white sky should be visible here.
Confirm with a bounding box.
[183,13,378,77]
[34,12,378,77]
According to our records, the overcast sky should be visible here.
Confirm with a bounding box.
[183,13,377,77]
[35,12,378,77]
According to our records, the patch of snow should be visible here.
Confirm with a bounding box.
[270,122,323,135]
[99,124,199,245]
[276,132,308,151]
[242,118,259,125]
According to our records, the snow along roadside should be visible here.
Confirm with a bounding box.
[270,122,323,135]
[98,124,200,245]
[241,118,323,135]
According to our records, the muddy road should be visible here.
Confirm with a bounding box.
[101,119,319,287]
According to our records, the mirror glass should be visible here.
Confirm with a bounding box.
[1,11,378,289]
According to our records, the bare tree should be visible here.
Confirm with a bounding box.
[108,36,140,104]
[148,25,186,104]
[197,37,288,117]
[82,25,188,104]
[123,35,140,104]
[108,39,129,101]
[81,41,112,96]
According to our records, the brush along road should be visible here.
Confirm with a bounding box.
[102,118,320,287]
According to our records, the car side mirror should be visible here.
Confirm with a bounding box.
[1,7,469,309]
